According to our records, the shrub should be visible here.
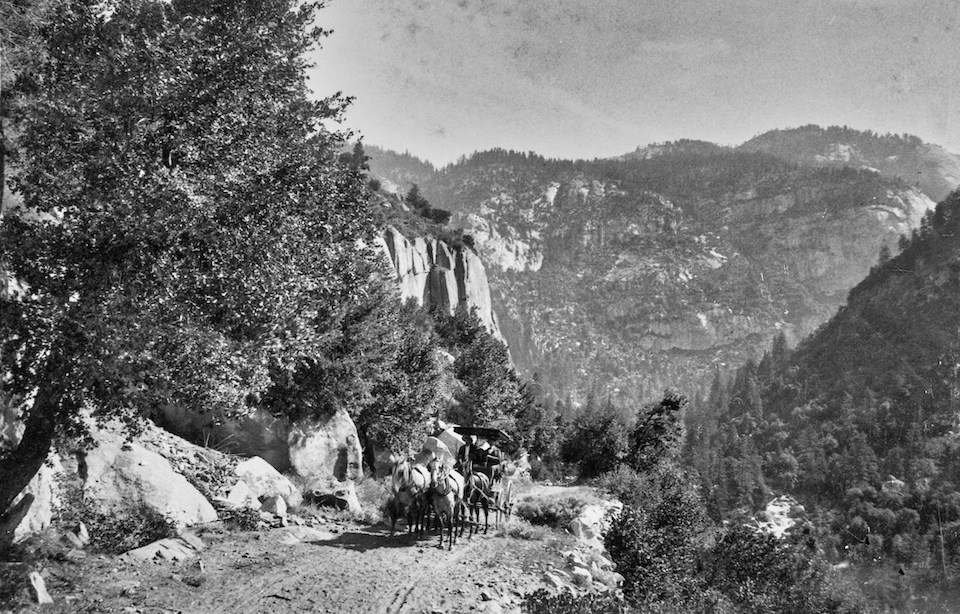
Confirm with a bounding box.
[497,517,550,541]
[523,588,631,614]
[596,465,650,507]
[604,462,708,605]
[515,491,600,529]
[217,505,263,531]
[57,482,177,554]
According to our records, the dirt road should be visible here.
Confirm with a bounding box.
[11,517,570,614]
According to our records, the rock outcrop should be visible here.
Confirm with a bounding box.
[288,407,362,482]
[378,226,503,339]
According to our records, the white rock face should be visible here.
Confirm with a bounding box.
[455,212,544,273]
[288,407,362,481]
[377,226,504,340]
[82,429,217,528]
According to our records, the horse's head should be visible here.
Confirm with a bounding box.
[428,458,451,490]
[391,456,413,493]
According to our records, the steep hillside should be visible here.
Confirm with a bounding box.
[371,147,935,405]
[740,125,960,202]
[690,191,960,601]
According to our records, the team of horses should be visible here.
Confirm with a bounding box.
[388,455,514,549]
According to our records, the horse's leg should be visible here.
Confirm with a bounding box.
[447,504,455,550]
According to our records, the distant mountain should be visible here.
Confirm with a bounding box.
[368,140,935,407]
[615,139,728,161]
[740,125,960,202]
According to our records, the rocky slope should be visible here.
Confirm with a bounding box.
[370,141,939,405]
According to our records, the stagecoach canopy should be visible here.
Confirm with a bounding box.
[451,426,515,446]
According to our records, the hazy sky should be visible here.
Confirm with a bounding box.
[309,0,960,165]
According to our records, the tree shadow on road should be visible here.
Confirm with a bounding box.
[316,525,440,553]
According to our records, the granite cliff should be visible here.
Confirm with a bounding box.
[376,226,502,340]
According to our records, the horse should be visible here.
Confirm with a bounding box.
[463,470,496,537]
[389,456,431,537]
[427,459,464,550]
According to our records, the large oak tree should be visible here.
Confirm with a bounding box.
[0,0,382,526]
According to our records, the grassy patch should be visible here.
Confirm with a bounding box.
[497,517,551,541]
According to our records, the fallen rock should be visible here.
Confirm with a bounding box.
[65,548,87,562]
[568,500,622,547]
[75,522,90,545]
[28,571,53,604]
[571,567,592,588]
[261,495,287,518]
[62,530,85,549]
[277,526,338,544]
[479,601,504,614]
[122,537,201,563]
[234,457,302,508]
[542,571,565,589]
[178,531,204,552]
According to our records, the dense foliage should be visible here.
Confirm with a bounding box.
[688,190,960,609]
[543,391,871,613]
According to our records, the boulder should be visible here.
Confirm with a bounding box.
[542,571,565,590]
[28,570,53,604]
[571,567,593,588]
[122,537,202,563]
[225,481,261,511]
[234,457,302,508]
[288,407,362,482]
[261,495,287,518]
[304,476,361,514]
[82,429,217,528]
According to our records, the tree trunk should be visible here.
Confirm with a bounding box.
[0,382,60,531]
[0,493,34,549]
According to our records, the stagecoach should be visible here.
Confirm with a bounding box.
[451,426,517,524]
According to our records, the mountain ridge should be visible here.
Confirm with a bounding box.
[368,134,942,405]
